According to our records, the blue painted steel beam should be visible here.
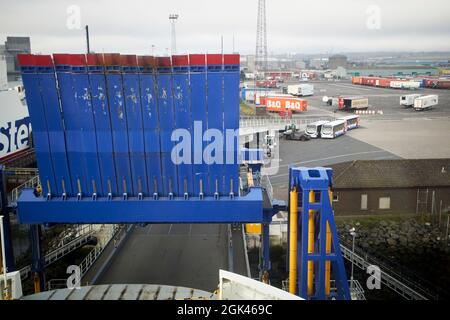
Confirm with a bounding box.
[103,54,134,197]
[53,54,91,197]
[223,54,240,195]
[121,55,149,197]
[86,53,119,196]
[206,54,224,195]
[17,55,59,197]
[156,57,178,196]
[17,187,264,224]
[189,54,209,196]
[172,55,193,196]
[30,224,45,292]
[137,56,164,196]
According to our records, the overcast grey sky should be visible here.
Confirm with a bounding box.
[1,0,450,55]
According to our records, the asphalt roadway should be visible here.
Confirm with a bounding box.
[96,223,248,292]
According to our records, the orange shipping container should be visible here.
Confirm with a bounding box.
[266,96,307,112]
[352,76,362,84]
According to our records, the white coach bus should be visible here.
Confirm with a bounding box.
[305,120,330,138]
[321,120,346,139]
[338,115,360,131]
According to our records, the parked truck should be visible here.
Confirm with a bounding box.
[400,94,421,108]
[287,84,314,96]
[413,95,438,111]
[256,80,277,88]
[338,96,369,111]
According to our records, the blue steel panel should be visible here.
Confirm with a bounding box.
[172,61,193,196]
[38,64,73,196]
[17,187,264,224]
[19,63,58,196]
[87,69,118,196]
[71,66,103,196]
[122,63,148,196]
[156,64,177,196]
[138,61,163,195]
[139,73,159,129]
[189,56,209,196]
[223,57,240,195]
[206,59,224,195]
[54,64,88,196]
[105,72,134,195]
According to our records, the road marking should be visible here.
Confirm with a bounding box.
[146,224,153,235]
[269,150,388,178]
[168,224,173,235]
[189,224,192,236]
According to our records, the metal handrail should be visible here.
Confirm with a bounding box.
[239,117,334,129]
[79,224,120,278]
[46,279,68,291]
[339,236,441,300]
[339,244,428,300]
[19,226,96,280]
[9,174,40,204]
[261,174,273,202]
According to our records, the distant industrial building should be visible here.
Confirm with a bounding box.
[309,58,328,70]
[0,36,31,81]
[330,159,450,216]
[347,66,439,77]
[328,54,348,69]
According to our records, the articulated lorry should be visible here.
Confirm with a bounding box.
[338,96,369,111]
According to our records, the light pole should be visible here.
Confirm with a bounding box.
[349,227,357,291]
[169,14,179,55]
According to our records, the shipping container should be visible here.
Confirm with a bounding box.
[414,95,438,111]
[390,81,421,90]
[256,80,277,88]
[338,96,369,111]
[266,96,307,113]
[437,80,450,89]
[400,94,421,108]
[351,76,362,85]
[287,84,314,96]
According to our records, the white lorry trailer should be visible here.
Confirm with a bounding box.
[287,84,314,97]
[400,94,421,108]
[413,95,438,111]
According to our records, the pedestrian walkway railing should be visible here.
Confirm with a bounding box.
[339,243,429,300]
[19,226,96,280]
[239,116,333,130]
[79,224,120,278]
[9,174,40,205]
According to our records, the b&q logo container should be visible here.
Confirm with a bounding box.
[266,96,307,112]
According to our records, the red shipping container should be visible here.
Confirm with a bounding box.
[437,80,450,89]
[259,96,267,106]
